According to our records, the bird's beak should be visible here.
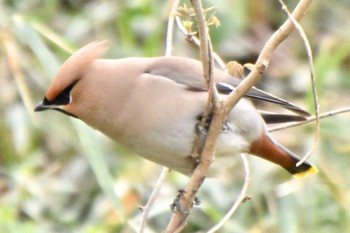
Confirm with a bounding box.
[34,100,51,112]
[34,98,77,118]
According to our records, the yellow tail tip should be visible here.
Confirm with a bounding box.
[292,166,318,178]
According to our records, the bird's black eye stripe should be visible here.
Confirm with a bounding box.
[53,108,78,118]
[50,80,78,106]
[42,96,52,105]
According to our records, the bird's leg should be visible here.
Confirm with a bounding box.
[170,189,189,214]
[193,196,201,206]
[170,189,201,214]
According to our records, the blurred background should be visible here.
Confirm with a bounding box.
[1,0,350,232]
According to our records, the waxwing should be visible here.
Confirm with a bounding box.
[35,41,317,177]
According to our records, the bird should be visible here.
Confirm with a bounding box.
[34,41,317,177]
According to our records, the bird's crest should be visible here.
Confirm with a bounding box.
[46,41,109,101]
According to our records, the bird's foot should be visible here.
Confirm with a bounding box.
[170,189,201,214]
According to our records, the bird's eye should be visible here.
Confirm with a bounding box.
[51,80,78,105]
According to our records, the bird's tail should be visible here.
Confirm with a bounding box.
[249,134,318,178]
[274,140,318,178]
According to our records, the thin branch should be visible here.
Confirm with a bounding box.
[165,0,222,231]
[224,0,313,112]
[278,0,319,166]
[138,1,179,232]
[269,106,350,132]
[207,154,250,233]
[166,0,312,232]
[207,2,312,228]
[138,167,170,233]
[165,0,181,57]
[175,15,226,69]
[189,13,218,159]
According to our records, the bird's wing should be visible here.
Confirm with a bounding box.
[216,82,311,117]
[258,111,307,124]
[147,56,311,117]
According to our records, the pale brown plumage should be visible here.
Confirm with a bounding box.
[35,41,317,177]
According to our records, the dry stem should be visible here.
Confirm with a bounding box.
[278,0,319,166]
[138,0,179,232]
[224,0,313,111]
[166,0,313,232]
[165,0,221,231]
[175,15,226,68]
[138,167,170,233]
[207,154,250,233]
[269,107,350,132]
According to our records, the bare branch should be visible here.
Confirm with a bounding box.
[139,1,179,232]
[225,0,313,113]
[175,15,226,69]
[138,167,170,233]
[269,107,350,132]
[207,154,250,233]
[165,0,181,57]
[278,0,319,166]
[166,0,223,231]
[166,0,313,232]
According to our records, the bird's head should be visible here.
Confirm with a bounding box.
[34,41,108,118]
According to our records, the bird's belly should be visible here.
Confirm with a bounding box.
[122,116,198,175]
[121,117,252,176]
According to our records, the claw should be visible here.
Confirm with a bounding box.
[170,189,189,214]
[169,190,201,214]
[193,196,201,206]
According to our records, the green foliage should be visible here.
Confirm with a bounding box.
[1,0,350,232]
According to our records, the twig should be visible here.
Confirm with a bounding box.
[166,0,312,232]
[278,0,319,166]
[269,106,350,132]
[165,0,181,57]
[138,167,170,233]
[138,1,179,232]
[175,15,226,69]
[224,0,313,112]
[206,2,312,229]
[207,154,250,233]
[165,0,222,231]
